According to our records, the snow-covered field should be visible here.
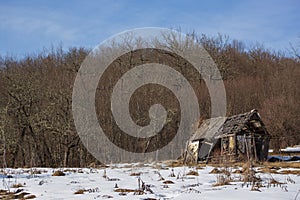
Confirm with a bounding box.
[1,163,299,199]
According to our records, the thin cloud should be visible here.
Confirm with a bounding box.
[0,5,78,42]
[0,0,299,56]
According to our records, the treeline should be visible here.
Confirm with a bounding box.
[0,48,93,167]
[0,34,299,167]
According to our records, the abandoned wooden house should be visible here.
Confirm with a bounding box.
[186,109,270,163]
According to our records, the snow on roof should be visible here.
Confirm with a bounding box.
[280,146,300,152]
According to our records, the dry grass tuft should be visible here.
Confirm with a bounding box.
[163,160,185,168]
[14,192,31,199]
[241,162,258,175]
[102,194,113,198]
[52,170,65,176]
[64,169,77,173]
[133,190,145,195]
[212,174,231,187]
[12,183,24,188]
[209,168,221,174]
[242,167,257,175]
[0,189,8,195]
[114,188,143,194]
[130,172,142,176]
[209,167,232,175]
[257,166,300,174]
[186,170,199,176]
[74,189,87,194]
[264,162,300,168]
[0,190,36,199]
[232,169,243,174]
[24,194,37,199]
[163,180,175,184]
[257,167,278,174]
[243,173,261,183]
[114,188,136,193]
[196,166,205,170]
[30,169,42,175]
[278,170,300,175]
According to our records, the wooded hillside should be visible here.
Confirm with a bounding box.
[0,34,299,167]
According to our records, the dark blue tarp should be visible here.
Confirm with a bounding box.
[267,156,300,162]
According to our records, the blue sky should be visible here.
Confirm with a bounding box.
[0,0,299,57]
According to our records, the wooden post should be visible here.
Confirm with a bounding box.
[252,134,257,162]
[244,134,250,162]
[221,138,223,155]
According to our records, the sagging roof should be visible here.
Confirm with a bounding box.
[190,109,264,142]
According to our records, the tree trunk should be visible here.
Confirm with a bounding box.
[63,146,70,167]
[11,127,26,167]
